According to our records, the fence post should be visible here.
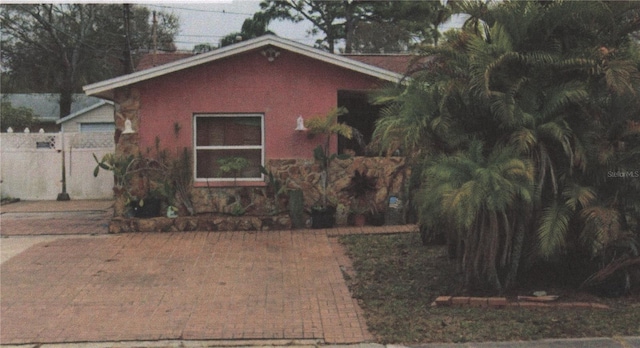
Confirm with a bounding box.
[56,131,70,201]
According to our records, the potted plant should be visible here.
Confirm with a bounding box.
[166,148,195,217]
[349,206,368,227]
[304,107,354,228]
[129,188,164,218]
[342,169,378,227]
[216,156,254,215]
[93,153,137,216]
[259,165,289,215]
[93,152,171,218]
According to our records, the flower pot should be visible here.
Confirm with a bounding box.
[353,214,367,227]
[131,198,162,218]
[310,206,336,229]
[350,213,366,227]
[367,211,386,226]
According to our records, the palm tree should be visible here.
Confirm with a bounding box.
[373,0,640,292]
[417,141,534,291]
[444,0,640,265]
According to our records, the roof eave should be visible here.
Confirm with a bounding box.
[83,35,403,98]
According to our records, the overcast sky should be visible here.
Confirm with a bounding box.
[143,1,465,52]
[145,1,319,51]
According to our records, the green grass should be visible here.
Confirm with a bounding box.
[340,233,640,344]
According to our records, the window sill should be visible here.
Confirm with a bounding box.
[194,181,266,188]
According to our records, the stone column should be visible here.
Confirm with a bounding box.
[112,87,141,216]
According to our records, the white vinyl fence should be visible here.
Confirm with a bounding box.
[1,131,115,200]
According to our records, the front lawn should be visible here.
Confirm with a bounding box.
[340,233,640,344]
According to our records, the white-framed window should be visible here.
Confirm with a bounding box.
[193,114,264,181]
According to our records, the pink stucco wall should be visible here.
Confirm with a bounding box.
[135,48,385,161]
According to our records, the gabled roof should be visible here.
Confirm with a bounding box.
[134,51,422,76]
[84,35,405,100]
[136,51,194,70]
[56,100,114,125]
[0,93,104,122]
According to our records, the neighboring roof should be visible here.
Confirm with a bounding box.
[56,100,114,125]
[84,35,405,100]
[136,51,194,70]
[342,55,415,75]
[0,94,104,122]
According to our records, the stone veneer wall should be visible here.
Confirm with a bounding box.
[265,156,408,225]
[108,155,408,232]
[185,156,408,226]
[113,87,141,158]
[109,214,292,233]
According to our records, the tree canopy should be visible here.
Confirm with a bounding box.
[258,0,451,53]
[219,11,274,48]
[1,4,179,117]
[0,100,36,131]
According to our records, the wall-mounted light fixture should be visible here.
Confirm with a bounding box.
[295,115,307,131]
[122,119,135,134]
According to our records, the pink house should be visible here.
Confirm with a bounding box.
[84,35,411,229]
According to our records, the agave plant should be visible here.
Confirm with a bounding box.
[342,169,378,215]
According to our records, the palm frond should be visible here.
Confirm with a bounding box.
[579,206,624,256]
[304,106,351,138]
[604,59,638,96]
[541,82,589,119]
[509,128,537,154]
[562,183,596,211]
[537,200,571,260]
[622,120,640,138]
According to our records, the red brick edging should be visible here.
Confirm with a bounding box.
[432,296,610,309]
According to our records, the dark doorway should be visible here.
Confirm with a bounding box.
[338,90,382,156]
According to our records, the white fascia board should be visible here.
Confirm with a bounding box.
[83,35,404,98]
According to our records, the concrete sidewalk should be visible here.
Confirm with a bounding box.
[1,337,639,347]
[0,199,114,214]
[0,200,113,262]
[0,200,113,236]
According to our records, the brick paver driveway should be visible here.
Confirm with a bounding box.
[0,230,373,345]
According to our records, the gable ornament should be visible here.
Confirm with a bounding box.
[261,47,280,62]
